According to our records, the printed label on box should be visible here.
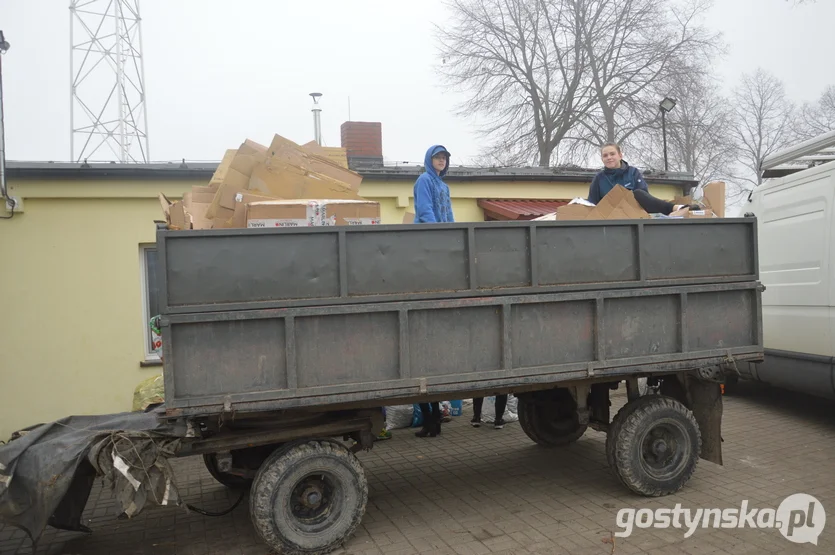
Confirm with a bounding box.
[344,218,381,225]
[247,219,310,228]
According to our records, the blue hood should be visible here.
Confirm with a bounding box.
[413,144,454,223]
[424,145,450,177]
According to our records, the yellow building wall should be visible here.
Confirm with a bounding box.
[0,174,683,440]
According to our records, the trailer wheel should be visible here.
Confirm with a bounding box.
[606,395,701,497]
[250,439,367,555]
[518,389,587,447]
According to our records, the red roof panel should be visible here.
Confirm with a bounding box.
[478,199,570,220]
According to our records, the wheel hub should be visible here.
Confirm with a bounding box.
[301,486,323,508]
[640,422,686,476]
[651,439,668,457]
[291,475,334,523]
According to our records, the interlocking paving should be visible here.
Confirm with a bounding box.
[2,381,833,554]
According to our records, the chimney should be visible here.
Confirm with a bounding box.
[340,122,383,167]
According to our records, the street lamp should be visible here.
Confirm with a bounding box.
[659,96,676,172]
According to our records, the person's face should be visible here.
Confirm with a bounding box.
[432,153,448,173]
[601,146,622,169]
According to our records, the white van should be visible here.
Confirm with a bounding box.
[742,130,835,399]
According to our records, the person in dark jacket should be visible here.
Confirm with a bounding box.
[412,144,454,438]
[587,143,648,204]
[588,142,701,215]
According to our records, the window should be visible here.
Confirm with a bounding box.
[140,245,161,361]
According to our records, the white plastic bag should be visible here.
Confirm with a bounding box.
[480,394,519,424]
[384,405,416,430]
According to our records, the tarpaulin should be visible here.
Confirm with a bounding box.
[0,410,187,547]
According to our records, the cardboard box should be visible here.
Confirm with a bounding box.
[246,199,381,228]
[701,181,726,218]
[205,183,278,221]
[669,207,716,219]
[214,189,283,229]
[555,186,649,221]
[158,193,190,229]
[402,211,415,224]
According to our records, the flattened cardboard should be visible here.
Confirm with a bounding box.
[208,149,237,186]
[181,192,213,229]
[229,139,268,176]
[189,203,214,229]
[557,185,649,221]
[221,167,252,190]
[702,181,726,218]
[248,163,362,201]
[555,205,595,220]
[205,182,276,220]
[158,193,190,229]
[266,134,363,192]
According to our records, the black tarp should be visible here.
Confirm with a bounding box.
[0,410,186,547]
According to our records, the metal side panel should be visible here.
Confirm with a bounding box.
[156,219,759,314]
[160,282,764,415]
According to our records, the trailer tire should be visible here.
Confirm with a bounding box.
[250,439,367,555]
[518,389,587,447]
[606,395,701,497]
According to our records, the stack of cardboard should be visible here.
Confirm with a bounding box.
[533,181,727,222]
[669,181,725,219]
[159,134,381,230]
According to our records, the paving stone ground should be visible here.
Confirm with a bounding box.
[2,381,834,555]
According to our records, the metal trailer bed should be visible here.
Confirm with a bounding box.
[151,218,763,555]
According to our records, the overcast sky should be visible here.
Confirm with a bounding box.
[0,0,833,166]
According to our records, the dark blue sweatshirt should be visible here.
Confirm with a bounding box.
[587,161,648,204]
[414,145,454,223]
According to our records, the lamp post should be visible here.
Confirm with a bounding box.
[659,96,676,172]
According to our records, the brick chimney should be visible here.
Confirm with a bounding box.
[340,122,383,166]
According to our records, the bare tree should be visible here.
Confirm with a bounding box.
[730,69,796,189]
[565,0,721,152]
[796,85,835,140]
[632,70,736,187]
[437,0,596,166]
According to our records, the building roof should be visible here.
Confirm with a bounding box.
[5,160,697,191]
[478,199,569,220]
[351,162,697,188]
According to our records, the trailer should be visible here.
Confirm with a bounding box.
[133,217,764,554]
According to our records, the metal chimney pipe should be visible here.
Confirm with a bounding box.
[310,92,323,146]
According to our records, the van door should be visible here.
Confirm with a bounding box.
[755,163,834,397]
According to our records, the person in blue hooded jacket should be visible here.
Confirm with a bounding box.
[412,145,453,438]
[414,145,454,223]
[587,142,648,204]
